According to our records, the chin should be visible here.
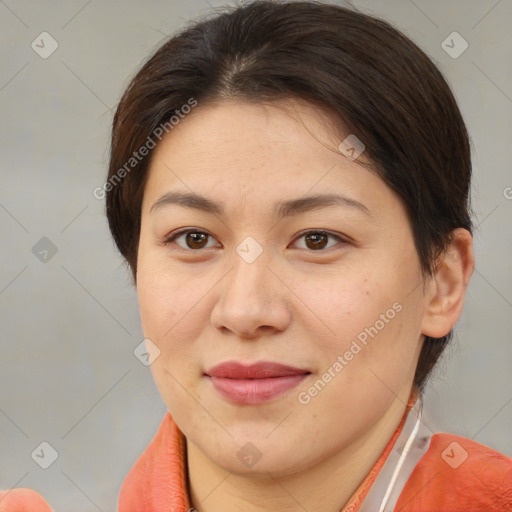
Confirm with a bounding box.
[220,449,307,477]
[201,433,311,476]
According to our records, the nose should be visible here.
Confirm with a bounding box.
[210,249,292,339]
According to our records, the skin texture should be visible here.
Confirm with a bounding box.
[136,99,475,512]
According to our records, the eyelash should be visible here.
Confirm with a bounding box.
[162,228,349,252]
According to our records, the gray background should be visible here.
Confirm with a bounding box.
[1,0,511,510]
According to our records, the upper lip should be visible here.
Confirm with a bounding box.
[206,361,310,379]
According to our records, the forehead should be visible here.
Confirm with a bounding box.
[150,98,345,162]
[142,99,403,221]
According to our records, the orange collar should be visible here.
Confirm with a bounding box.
[118,387,419,512]
[341,387,419,511]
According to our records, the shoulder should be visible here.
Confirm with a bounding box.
[0,488,53,511]
[117,412,187,512]
[396,432,512,511]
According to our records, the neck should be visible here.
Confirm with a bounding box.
[186,387,416,512]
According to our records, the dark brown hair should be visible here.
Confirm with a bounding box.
[105,0,473,390]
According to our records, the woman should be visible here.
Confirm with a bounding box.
[2,1,511,511]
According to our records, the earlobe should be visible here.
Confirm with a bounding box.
[421,228,475,338]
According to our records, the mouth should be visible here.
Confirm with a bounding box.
[205,361,311,405]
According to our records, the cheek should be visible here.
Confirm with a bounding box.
[137,247,201,329]
[136,264,203,411]
[136,259,200,364]
[295,264,402,346]
[300,260,422,387]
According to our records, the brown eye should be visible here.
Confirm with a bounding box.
[184,232,209,249]
[164,228,346,252]
[294,230,345,251]
[164,229,218,250]
[305,232,328,250]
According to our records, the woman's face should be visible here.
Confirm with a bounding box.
[137,99,430,475]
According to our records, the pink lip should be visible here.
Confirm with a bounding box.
[205,361,311,404]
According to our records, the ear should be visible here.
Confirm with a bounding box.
[421,228,475,338]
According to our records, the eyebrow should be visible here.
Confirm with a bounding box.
[149,190,371,218]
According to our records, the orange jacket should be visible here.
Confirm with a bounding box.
[0,488,53,512]
[2,398,511,512]
[116,405,512,511]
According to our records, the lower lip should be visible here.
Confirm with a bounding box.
[207,374,309,404]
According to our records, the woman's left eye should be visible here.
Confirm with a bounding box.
[163,229,347,252]
[293,230,346,251]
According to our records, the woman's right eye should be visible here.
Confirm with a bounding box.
[163,229,220,250]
